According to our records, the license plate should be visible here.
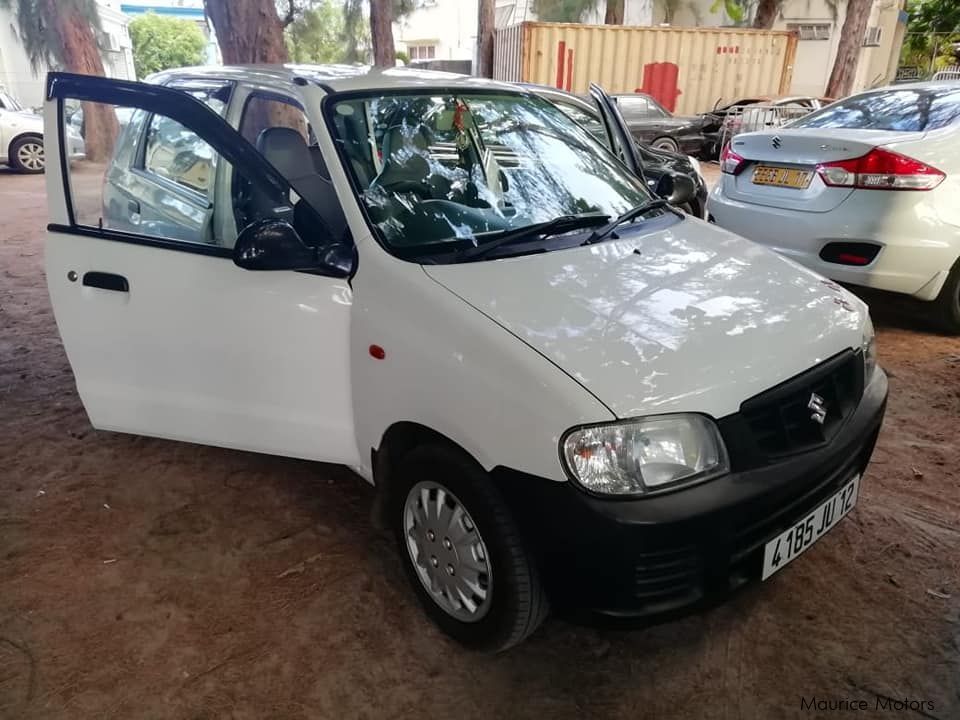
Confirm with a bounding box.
[752,165,813,189]
[761,475,860,580]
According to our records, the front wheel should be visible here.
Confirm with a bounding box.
[391,444,548,652]
[9,135,45,173]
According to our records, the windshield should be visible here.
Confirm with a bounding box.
[789,87,960,132]
[0,90,23,111]
[327,91,650,259]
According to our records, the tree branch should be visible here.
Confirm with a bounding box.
[281,0,297,27]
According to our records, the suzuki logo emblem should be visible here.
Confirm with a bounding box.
[771,136,782,149]
[808,393,827,425]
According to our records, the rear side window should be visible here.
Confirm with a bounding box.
[792,88,960,131]
[143,113,215,193]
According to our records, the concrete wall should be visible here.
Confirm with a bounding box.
[394,0,480,66]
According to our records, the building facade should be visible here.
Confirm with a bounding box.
[0,0,135,109]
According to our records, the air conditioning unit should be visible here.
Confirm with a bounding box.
[99,32,122,52]
[863,26,882,47]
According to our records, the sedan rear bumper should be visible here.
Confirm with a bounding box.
[708,185,960,301]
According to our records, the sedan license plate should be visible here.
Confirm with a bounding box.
[752,165,813,189]
[761,475,860,580]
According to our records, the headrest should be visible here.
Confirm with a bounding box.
[255,127,314,181]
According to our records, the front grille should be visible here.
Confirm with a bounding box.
[737,350,864,460]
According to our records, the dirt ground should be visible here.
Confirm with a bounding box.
[1,166,959,719]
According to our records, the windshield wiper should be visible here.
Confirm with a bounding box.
[580,198,682,246]
[454,213,608,261]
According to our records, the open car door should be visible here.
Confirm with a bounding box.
[588,83,644,177]
[44,72,360,465]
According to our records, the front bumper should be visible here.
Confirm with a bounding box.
[492,368,888,621]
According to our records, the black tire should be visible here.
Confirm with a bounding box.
[933,257,960,333]
[651,136,679,152]
[389,444,548,652]
[9,135,45,174]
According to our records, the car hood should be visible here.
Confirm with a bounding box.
[424,221,866,420]
[3,110,43,132]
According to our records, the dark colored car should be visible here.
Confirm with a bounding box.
[699,95,833,158]
[611,93,707,155]
[524,84,709,219]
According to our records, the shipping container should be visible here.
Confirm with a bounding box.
[494,22,798,116]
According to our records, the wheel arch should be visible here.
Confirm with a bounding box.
[9,131,43,159]
[370,421,485,531]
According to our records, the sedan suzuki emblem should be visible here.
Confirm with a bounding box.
[771,136,782,149]
[808,393,827,424]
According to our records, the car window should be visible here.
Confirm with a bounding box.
[617,96,651,117]
[791,87,960,131]
[239,93,312,149]
[68,100,317,250]
[142,113,215,194]
[0,90,23,111]
[327,91,651,260]
[553,100,609,148]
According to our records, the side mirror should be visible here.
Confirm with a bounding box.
[667,174,697,207]
[651,172,674,199]
[233,219,319,271]
[648,171,696,207]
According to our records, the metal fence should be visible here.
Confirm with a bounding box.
[718,104,815,148]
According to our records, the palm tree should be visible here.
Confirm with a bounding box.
[0,0,117,161]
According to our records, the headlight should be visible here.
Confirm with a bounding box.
[862,314,877,380]
[561,414,729,496]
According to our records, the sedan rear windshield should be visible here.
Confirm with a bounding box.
[790,86,960,132]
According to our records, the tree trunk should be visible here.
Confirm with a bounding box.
[477,0,495,77]
[48,0,118,162]
[203,0,290,64]
[605,0,625,24]
[826,0,872,98]
[370,0,396,68]
[752,0,779,29]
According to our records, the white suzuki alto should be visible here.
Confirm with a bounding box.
[44,67,887,651]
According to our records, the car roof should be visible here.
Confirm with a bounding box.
[148,63,522,94]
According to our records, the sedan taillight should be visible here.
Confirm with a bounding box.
[720,144,746,175]
[816,147,945,191]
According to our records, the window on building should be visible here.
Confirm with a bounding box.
[788,23,832,41]
[409,45,437,60]
[863,26,882,46]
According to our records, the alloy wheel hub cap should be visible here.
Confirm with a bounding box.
[18,143,44,170]
[403,481,492,622]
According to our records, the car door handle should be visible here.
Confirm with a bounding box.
[83,271,129,292]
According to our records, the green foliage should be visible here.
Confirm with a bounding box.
[343,0,370,62]
[906,0,960,35]
[395,50,410,64]
[0,0,102,71]
[128,13,206,78]
[532,0,598,23]
[709,0,746,23]
[286,0,346,63]
[901,0,960,73]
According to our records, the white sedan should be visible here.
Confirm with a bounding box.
[708,82,960,331]
[0,88,84,173]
